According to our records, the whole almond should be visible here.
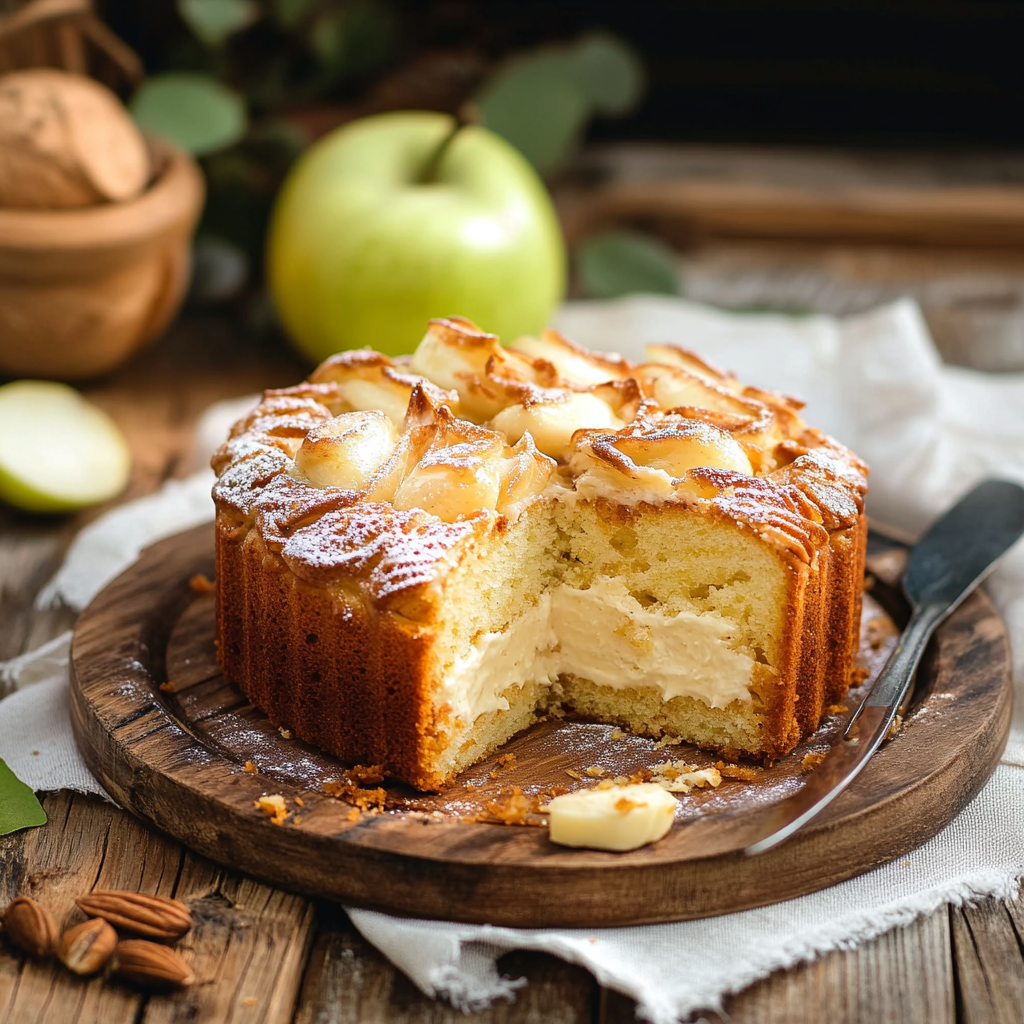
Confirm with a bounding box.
[58,917,117,975]
[111,939,195,991]
[1,896,59,956]
[75,891,192,941]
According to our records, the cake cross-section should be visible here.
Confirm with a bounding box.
[212,318,868,791]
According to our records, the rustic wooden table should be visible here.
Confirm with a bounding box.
[2,288,1024,1024]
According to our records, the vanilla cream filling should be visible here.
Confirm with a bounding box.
[440,576,755,726]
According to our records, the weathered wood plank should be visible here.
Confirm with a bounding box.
[141,870,314,1024]
[951,893,1024,1024]
[293,903,596,1024]
[0,791,315,1024]
[1001,888,1024,952]
[722,908,955,1024]
[600,908,955,1024]
[0,791,146,1023]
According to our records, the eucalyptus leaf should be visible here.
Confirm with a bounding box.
[566,34,645,115]
[131,73,248,156]
[0,758,46,837]
[475,32,645,172]
[476,63,589,174]
[576,231,679,299]
[177,0,260,48]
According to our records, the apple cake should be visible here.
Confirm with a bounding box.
[212,318,868,791]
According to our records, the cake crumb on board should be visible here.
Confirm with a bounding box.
[254,794,288,826]
[715,760,759,781]
[323,780,387,811]
[650,761,722,793]
[189,573,215,593]
[478,787,546,826]
[351,764,384,785]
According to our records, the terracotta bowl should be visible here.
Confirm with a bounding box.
[0,138,204,381]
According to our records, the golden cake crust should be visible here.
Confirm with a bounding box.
[212,320,868,789]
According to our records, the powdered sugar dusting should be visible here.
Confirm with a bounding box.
[282,504,481,604]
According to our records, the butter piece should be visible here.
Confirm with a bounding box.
[547,783,676,851]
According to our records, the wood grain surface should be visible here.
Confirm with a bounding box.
[67,522,1011,928]
[9,787,1024,1024]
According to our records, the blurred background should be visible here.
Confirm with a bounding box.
[4,0,1024,523]
[7,1,1024,362]
[104,0,1024,372]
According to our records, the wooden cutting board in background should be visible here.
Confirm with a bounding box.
[555,143,1024,372]
[560,144,1024,248]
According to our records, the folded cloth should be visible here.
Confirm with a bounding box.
[2,297,1023,1024]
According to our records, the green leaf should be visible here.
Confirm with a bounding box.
[0,758,46,837]
[576,231,679,299]
[476,62,589,174]
[131,73,248,156]
[177,0,260,48]
[565,34,645,116]
[475,32,645,172]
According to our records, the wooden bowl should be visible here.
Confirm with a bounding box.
[0,138,203,380]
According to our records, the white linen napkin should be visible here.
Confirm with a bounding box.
[2,297,1023,1024]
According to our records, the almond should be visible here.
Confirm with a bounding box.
[75,890,191,941]
[58,917,117,975]
[1,896,59,956]
[111,939,195,991]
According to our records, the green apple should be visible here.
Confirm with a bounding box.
[267,111,566,361]
[0,381,131,513]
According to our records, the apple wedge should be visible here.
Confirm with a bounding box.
[0,381,131,513]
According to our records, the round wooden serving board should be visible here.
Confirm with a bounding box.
[69,524,1011,928]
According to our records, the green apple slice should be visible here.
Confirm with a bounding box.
[0,381,131,513]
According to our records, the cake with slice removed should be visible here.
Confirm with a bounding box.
[212,318,868,791]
